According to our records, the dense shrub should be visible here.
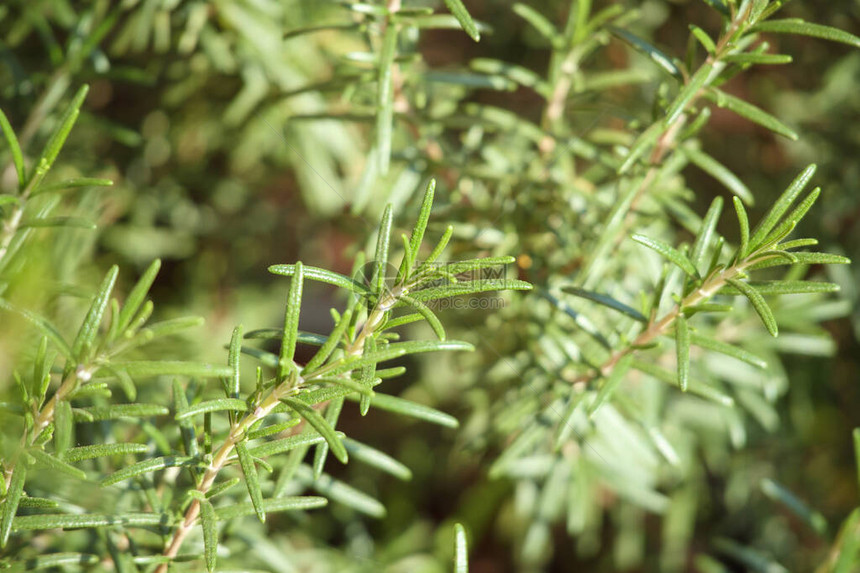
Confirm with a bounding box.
[1,1,858,571]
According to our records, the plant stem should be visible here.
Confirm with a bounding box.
[3,367,87,491]
[572,260,752,387]
[157,282,400,570]
[575,5,756,285]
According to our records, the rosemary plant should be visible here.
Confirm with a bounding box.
[0,89,527,569]
[1,0,859,571]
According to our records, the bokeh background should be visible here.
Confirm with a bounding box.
[1,0,859,571]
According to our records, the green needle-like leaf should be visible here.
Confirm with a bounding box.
[618,121,663,174]
[589,354,632,417]
[685,148,754,204]
[445,0,481,42]
[228,325,242,400]
[373,205,393,296]
[1,463,26,547]
[113,361,232,379]
[32,85,89,185]
[760,478,828,535]
[720,280,840,296]
[408,180,436,270]
[19,216,96,230]
[513,4,559,47]
[689,332,767,368]
[313,398,344,479]
[631,234,698,277]
[247,432,333,459]
[199,496,218,571]
[381,313,424,331]
[399,295,447,340]
[689,25,716,53]
[854,429,860,491]
[304,307,354,372]
[14,552,99,570]
[675,315,690,391]
[115,260,161,336]
[175,398,248,420]
[205,477,242,500]
[281,397,348,464]
[12,512,168,531]
[101,456,197,486]
[344,438,412,480]
[665,62,714,126]
[0,300,73,359]
[358,337,377,416]
[269,264,370,294]
[762,188,820,247]
[235,441,265,523]
[377,25,397,175]
[77,403,169,422]
[175,381,199,461]
[61,443,149,462]
[561,286,647,323]
[746,251,850,271]
[298,466,385,518]
[322,340,474,376]
[246,419,301,440]
[748,164,816,252]
[455,522,469,573]
[0,109,25,188]
[30,177,114,197]
[314,376,376,397]
[420,225,454,269]
[71,265,118,362]
[16,497,58,509]
[706,88,798,141]
[726,278,778,337]
[407,279,532,303]
[279,261,303,378]
[609,27,681,78]
[733,196,751,258]
[28,448,86,480]
[690,196,724,271]
[54,400,73,455]
[426,256,517,277]
[723,53,792,65]
[751,18,860,49]
[214,496,327,520]
[348,392,459,428]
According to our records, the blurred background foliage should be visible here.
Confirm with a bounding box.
[1,0,859,571]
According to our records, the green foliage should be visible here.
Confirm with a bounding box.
[0,0,858,571]
[0,89,528,567]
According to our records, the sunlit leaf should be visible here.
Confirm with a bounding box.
[455,522,469,572]
[235,441,265,523]
[348,392,459,428]
[279,261,303,378]
[0,109,25,187]
[675,315,690,391]
[281,397,348,463]
[561,286,647,322]
[214,496,327,520]
[444,0,481,41]
[631,234,698,276]
[726,279,778,336]
[751,18,860,48]
[609,26,681,78]
[1,463,26,547]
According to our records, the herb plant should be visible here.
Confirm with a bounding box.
[1,0,859,571]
